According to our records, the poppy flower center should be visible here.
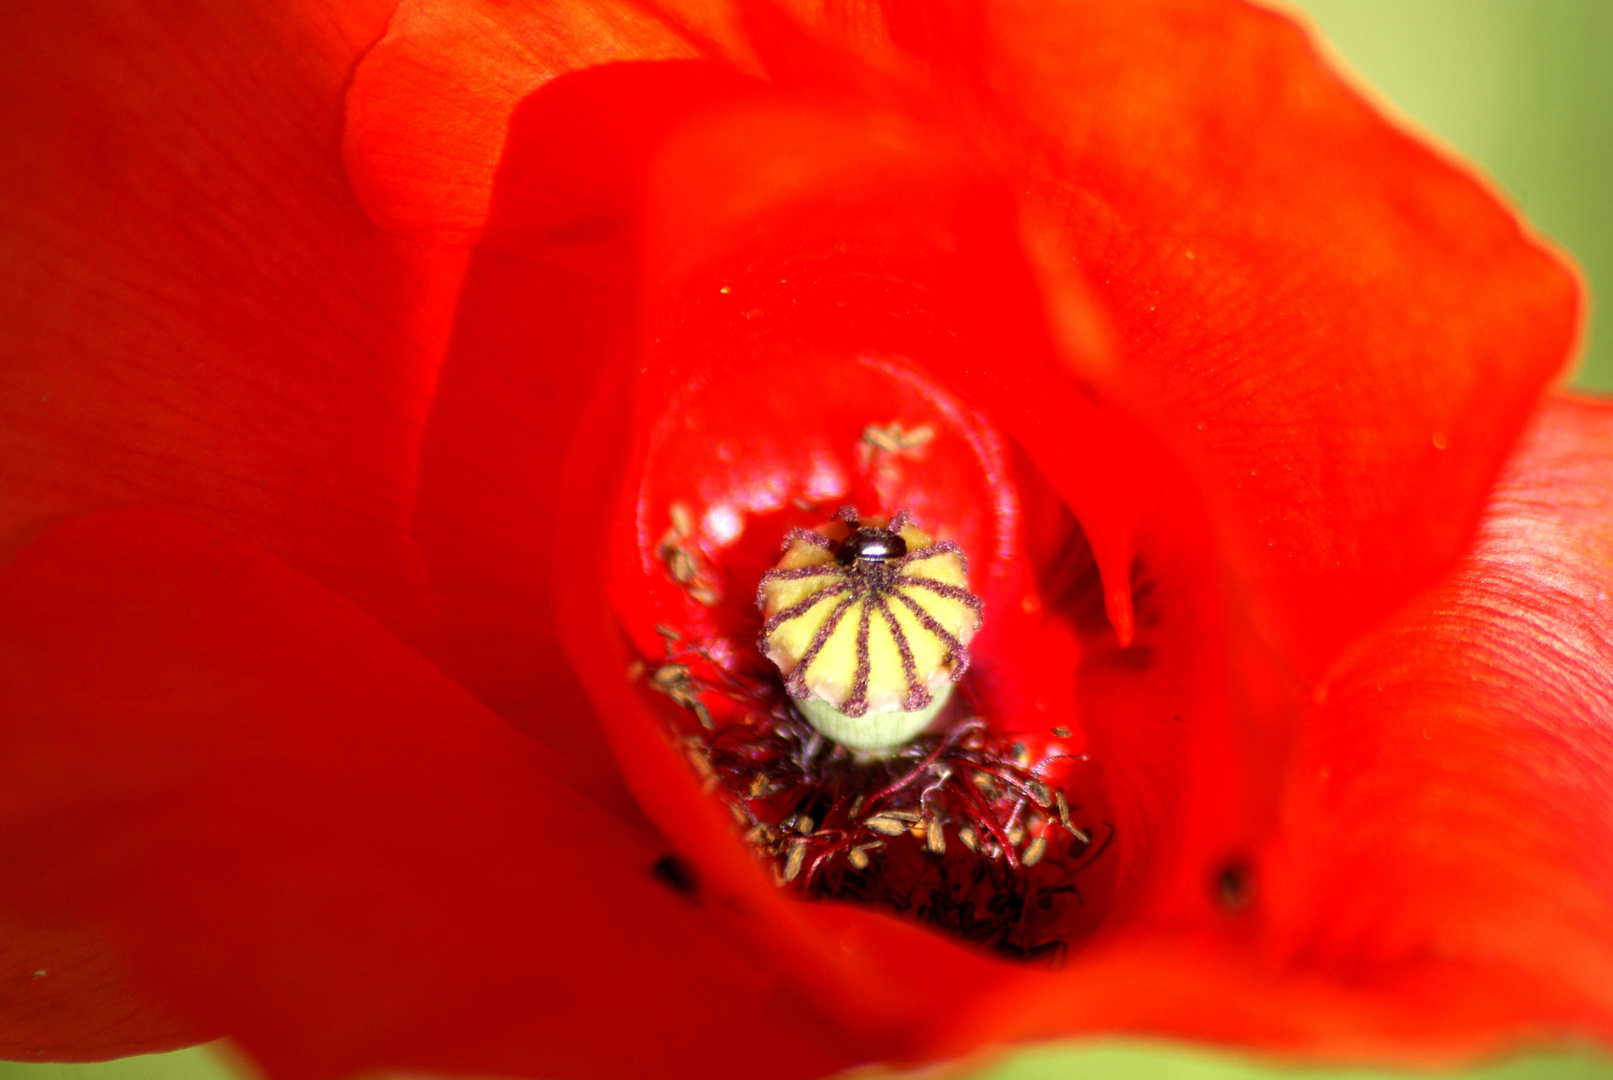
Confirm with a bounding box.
[616,354,1120,963]
[757,507,983,751]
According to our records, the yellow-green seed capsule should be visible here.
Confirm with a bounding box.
[756,508,983,751]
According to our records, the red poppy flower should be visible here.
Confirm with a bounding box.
[2,2,1610,1079]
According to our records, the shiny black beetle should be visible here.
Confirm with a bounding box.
[835,525,908,565]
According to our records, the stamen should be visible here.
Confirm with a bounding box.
[655,504,723,606]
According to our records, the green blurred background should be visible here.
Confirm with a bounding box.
[4,3,1608,1080]
[1,1042,1611,1080]
[1296,0,1612,392]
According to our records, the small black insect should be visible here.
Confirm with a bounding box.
[836,526,909,565]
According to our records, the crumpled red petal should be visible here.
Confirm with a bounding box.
[1269,392,1613,1043]
[0,0,457,654]
[345,0,711,244]
[941,395,1613,1063]
[405,59,763,816]
[0,511,863,1080]
[350,0,1579,694]
[852,0,1582,677]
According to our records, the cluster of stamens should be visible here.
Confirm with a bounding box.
[640,623,1111,963]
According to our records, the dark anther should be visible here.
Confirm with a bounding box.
[652,853,700,900]
[836,526,908,565]
[1213,859,1255,911]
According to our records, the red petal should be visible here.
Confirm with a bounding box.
[942,395,1613,1061]
[0,1,457,651]
[407,60,758,812]
[0,916,204,1061]
[889,0,1581,675]
[344,0,709,243]
[0,511,864,1080]
[1270,392,1613,1040]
